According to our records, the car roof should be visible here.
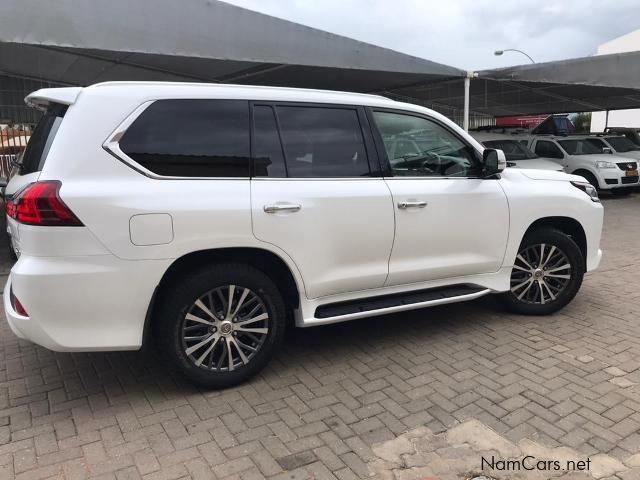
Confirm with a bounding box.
[27,81,450,117]
[469,132,525,141]
[475,137,523,143]
[535,135,595,141]
[85,81,396,107]
[26,82,483,151]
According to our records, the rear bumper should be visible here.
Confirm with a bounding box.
[4,254,171,351]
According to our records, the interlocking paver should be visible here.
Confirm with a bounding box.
[0,195,639,479]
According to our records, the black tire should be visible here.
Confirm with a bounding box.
[497,228,585,315]
[154,263,286,389]
[576,171,600,192]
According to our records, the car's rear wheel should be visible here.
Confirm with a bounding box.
[155,263,286,388]
[498,228,584,315]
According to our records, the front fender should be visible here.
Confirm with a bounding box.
[498,171,603,272]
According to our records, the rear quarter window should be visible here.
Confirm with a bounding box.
[119,99,250,177]
[20,103,67,175]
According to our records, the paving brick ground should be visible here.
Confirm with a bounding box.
[0,194,639,479]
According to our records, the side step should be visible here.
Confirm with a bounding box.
[315,284,488,320]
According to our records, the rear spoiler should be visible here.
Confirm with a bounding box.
[25,87,83,111]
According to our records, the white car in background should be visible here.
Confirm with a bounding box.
[470,132,563,171]
[527,135,639,194]
[584,135,640,161]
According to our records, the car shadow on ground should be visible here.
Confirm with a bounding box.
[19,295,518,397]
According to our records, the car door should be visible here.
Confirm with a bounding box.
[250,103,395,299]
[369,109,509,286]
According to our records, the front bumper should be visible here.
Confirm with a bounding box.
[597,169,638,189]
[588,248,603,273]
[4,254,171,351]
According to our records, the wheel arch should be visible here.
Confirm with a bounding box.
[522,216,587,264]
[571,168,599,185]
[571,168,597,176]
[143,247,303,344]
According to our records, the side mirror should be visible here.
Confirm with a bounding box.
[602,147,613,154]
[483,148,507,176]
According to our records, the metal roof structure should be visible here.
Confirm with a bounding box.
[0,0,462,87]
[384,51,640,117]
[2,0,640,126]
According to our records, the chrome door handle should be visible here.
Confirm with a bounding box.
[398,201,427,209]
[263,203,302,213]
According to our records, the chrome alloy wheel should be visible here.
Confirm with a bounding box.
[510,243,572,305]
[181,285,270,371]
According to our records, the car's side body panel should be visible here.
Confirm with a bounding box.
[383,177,509,285]
[251,178,395,299]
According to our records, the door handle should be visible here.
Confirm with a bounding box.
[263,203,302,213]
[398,201,427,209]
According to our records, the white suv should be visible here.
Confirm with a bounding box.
[583,135,640,161]
[4,83,604,388]
[527,135,639,194]
[470,132,563,171]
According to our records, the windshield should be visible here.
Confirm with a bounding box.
[557,139,602,155]
[606,136,640,152]
[482,140,538,160]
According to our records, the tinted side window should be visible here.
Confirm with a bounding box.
[585,138,605,152]
[276,106,370,178]
[20,103,67,175]
[373,111,481,177]
[120,100,250,177]
[253,105,286,177]
[535,141,563,159]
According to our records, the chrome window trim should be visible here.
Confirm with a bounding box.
[104,100,381,181]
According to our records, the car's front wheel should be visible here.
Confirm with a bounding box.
[155,263,286,388]
[498,228,585,315]
[577,171,600,192]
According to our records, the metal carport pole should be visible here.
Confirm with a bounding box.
[463,71,476,132]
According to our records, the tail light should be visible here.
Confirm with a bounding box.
[10,287,28,317]
[6,181,83,226]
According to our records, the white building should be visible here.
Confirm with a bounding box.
[591,30,640,131]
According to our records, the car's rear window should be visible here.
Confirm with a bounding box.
[606,136,639,152]
[20,103,67,175]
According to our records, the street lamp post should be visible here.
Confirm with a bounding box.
[494,49,535,64]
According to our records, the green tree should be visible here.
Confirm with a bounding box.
[573,112,592,133]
